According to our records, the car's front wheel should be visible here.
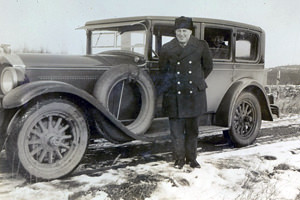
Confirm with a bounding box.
[228,92,261,147]
[5,98,89,180]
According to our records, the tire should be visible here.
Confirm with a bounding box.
[228,92,261,147]
[94,65,156,135]
[0,109,7,151]
[5,98,89,180]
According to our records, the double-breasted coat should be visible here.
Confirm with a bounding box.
[158,35,213,118]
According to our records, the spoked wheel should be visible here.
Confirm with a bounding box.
[6,98,89,180]
[228,92,261,147]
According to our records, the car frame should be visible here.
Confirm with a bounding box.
[0,16,278,180]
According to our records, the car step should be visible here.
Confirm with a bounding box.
[144,117,229,139]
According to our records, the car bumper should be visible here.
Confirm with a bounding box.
[270,104,279,118]
[267,93,279,118]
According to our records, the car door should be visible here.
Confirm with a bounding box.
[202,25,234,112]
[148,21,201,117]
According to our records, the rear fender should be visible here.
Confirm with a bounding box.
[215,78,273,127]
[2,81,149,142]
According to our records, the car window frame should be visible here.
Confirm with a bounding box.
[201,24,234,62]
[234,28,261,64]
[149,20,200,61]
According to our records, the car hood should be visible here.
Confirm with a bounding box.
[1,52,139,69]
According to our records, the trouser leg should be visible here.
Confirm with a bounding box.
[169,118,185,160]
[184,117,199,162]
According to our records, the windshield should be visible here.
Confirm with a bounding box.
[91,28,147,55]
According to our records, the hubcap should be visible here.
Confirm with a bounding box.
[26,115,73,164]
[233,100,256,137]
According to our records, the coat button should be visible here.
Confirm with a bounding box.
[189,61,192,64]
[177,81,181,85]
[189,81,192,84]
[178,91,181,94]
[177,71,180,75]
[190,90,193,94]
[177,61,180,65]
[188,70,192,74]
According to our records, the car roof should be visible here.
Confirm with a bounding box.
[83,16,263,32]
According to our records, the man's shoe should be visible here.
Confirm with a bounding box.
[185,158,191,164]
[190,160,201,168]
[174,159,185,169]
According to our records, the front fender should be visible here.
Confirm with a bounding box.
[3,81,102,109]
[2,81,150,142]
[215,78,273,127]
[0,108,12,150]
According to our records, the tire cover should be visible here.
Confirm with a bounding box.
[93,64,156,135]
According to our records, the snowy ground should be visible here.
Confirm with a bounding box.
[1,115,300,200]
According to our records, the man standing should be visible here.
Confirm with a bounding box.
[159,16,213,169]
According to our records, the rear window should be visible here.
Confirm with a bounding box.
[236,30,259,61]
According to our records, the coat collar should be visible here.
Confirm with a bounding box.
[168,36,199,60]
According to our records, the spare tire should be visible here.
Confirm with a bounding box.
[93,64,156,135]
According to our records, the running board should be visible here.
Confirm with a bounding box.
[144,117,229,139]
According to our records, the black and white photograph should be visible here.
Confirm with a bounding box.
[1,0,300,199]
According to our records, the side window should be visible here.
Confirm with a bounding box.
[236,30,259,61]
[152,25,175,59]
[204,27,232,60]
[152,34,173,58]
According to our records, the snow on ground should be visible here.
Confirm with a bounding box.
[148,139,300,200]
[1,116,300,200]
[262,114,300,129]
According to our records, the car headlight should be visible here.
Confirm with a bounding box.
[1,67,25,94]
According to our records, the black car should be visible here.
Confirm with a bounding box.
[0,16,278,179]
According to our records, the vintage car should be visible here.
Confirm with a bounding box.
[0,16,278,180]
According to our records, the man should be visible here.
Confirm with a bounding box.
[211,35,229,59]
[158,16,213,169]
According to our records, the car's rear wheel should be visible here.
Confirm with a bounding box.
[94,65,156,136]
[227,92,261,147]
[5,98,88,180]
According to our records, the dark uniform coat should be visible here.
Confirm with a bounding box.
[159,35,213,118]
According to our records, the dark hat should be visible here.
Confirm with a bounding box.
[175,16,193,30]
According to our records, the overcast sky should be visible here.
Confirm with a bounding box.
[0,0,299,68]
